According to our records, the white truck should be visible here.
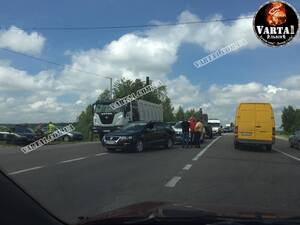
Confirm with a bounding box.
[208,119,222,136]
[92,99,163,139]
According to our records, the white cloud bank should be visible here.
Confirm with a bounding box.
[0,26,46,55]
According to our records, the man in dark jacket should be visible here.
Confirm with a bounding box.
[181,119,190,148]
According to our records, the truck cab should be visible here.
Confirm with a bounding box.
[208,119,222,136]
[92,100,131,138]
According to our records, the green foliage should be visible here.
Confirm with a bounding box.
[98,89,112,101]
[184,109,196,119]
[162,97,175,122]
[75,104,94,140]
[281,106,300,134]
[175,106,185,121]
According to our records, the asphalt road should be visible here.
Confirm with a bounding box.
[1,134,300,224]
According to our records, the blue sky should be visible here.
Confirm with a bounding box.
[0,0,299,125]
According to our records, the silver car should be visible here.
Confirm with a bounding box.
[289,129,300,149]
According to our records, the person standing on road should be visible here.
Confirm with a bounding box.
[47,122,56,135]
[181,119,190,148]
[194,119,204,148]
[188,116,196,148]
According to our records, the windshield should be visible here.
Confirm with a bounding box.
[121,122,147,131]
[1,1,300,225]
[208,123,221,127]
[174,122,182,129]
[95,104,122,113]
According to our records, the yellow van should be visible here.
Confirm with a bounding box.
[234,103,275,151]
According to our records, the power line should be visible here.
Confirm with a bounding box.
[0,47,111,79]
[1,16,253,31]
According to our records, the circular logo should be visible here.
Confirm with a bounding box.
[253,1,299,46]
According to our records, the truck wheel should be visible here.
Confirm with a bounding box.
[266,144,272,152]
[136,140,144,152]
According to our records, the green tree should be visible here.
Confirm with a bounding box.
[97,89,111,101]
[175,106,185,121]
[162,97,175,122]
[75,104,94,140]
[281,105,297,133]
[113,77,167,104]
[185,108,196,119]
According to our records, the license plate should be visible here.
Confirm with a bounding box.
[103,130,111,133]
[106,140,116,145]
[241,132,252,136]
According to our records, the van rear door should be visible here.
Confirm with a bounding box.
[254,104,273,141]
[238,104,255,139]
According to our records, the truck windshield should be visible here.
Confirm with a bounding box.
[95,104,122,113]
[209,123,220,127]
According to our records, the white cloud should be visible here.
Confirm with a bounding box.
[281,75,300,90]
[0,26,46,55]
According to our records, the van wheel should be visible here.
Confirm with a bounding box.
[266,144,272,152]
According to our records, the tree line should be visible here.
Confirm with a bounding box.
[281,105,300,134]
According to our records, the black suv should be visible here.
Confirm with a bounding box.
[102,121,175,152]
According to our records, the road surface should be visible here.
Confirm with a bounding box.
[1,134,300,223]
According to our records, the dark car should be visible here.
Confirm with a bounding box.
[289,129,300,149]
[0,126,11,141]
[6,125,38,145]
[102,121,175,152]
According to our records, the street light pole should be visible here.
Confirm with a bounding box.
[109,77,113,100]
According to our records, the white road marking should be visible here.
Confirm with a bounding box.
[192,136,221,161]
[95,153,108,157]
[183,164,192,170]
[165,176,181,188]
[273,148,300,162]
[9,166,44,175]
[58,156,88,164]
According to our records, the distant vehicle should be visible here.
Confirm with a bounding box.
[289,129,300,149]
[6,125,38,145]
[208,119,222,136]
[92,99,163,140]
[102,121,175,152]
[0,126,11,141]
[223,123,234,133]
[55,127,84,142]
[234,103,275,151]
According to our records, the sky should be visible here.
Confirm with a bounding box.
[0,0,299,127]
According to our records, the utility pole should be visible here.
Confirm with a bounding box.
[109,77,113,100]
